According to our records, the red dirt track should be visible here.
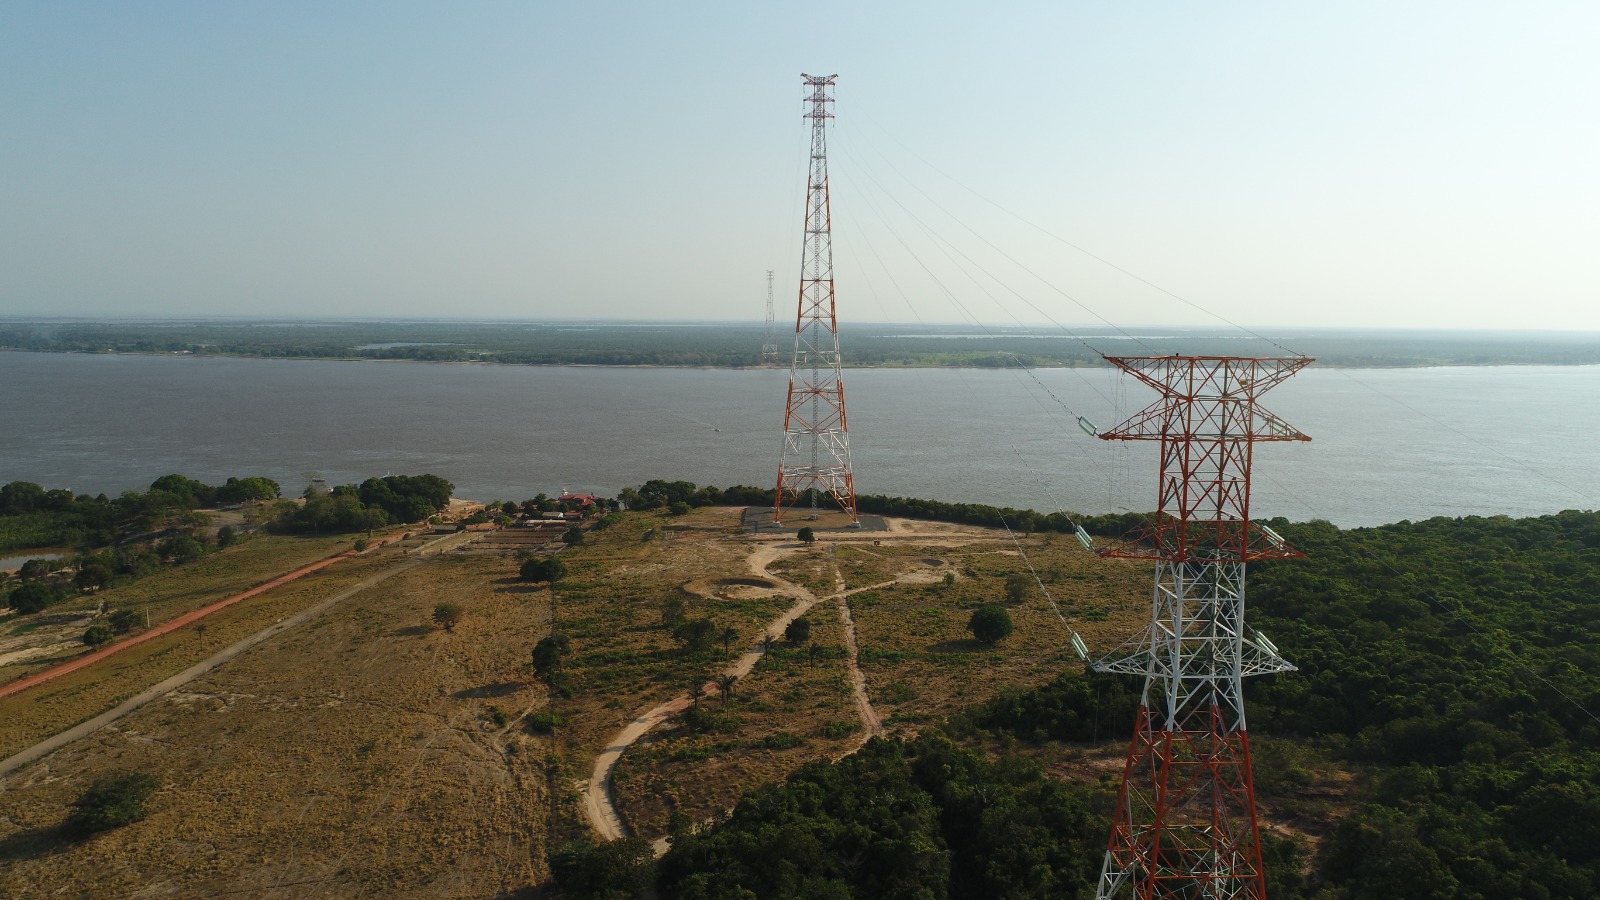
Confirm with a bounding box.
[0,540,395,701]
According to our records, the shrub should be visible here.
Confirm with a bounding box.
[532,634,570,681]
[215,525,237,548]
[669,501,692,516]
[527,710,564,734]
[486,705,509,727]
[1004,573,1031,603]
[519,556,566,583]
[967,605,1013,644]
[797,526,816,544]
[785,616,812,644]
[432,602,464,632]
[8,581,66,614]
[549,836,655,899]
[108,608,142,633]
[82,623,115,647]
[563,526,585,545]
[674,617,718,653]
[64,773,160,837]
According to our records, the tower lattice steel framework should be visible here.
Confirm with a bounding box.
[775,73,858,525]
[761,269,780,366]
[1093,355,1310,900]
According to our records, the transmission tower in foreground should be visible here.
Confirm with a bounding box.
[775,73,858,526]
[761,269,780,366]
[1093,355,1310,899]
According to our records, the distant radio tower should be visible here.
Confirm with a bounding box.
[760,270,780,366]
[775,73,858,526]
[1093,355,1310,900]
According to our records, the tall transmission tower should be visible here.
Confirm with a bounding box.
[1092,355,1310,900]
[774,73,858,526]
[761,269,780,366]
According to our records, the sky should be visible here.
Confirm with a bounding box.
[2,2,1597,331]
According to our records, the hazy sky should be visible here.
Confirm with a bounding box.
[3,2,1597,330]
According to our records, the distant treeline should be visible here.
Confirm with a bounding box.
[8,320,1600,368]
[272,474,453,534]
[0,474,280,555]
[615,478,1149,537]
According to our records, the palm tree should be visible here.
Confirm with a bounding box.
[715,674,738,704]
[721,626,738,656]
[689,675,705,708]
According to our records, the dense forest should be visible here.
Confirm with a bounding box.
[2,472,453,618]
[6,319,1600,368]
[556,492,1600,899]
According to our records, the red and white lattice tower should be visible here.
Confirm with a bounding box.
[1093,355,1310,900]
[775,73,858,526]
[761,269,780,367]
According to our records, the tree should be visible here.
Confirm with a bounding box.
[721,625,739,656]
[1004,573,1031,603]
[433,602,464,632]
[660,596,687,631]
[108,608,142,633]
[797,527,816,545]
[8,581,66,614]
[532,634,570,682]
[82,623,115,647]
[215,525,237,548]
[785,616,812,644]
[563,526,585,545]
[64,772,160,837]
[967,605,1014,644]
[520,556,566,583]
[669,500,692,516]
[549,836,656,899]
[716,673,738,704]
[75,559,115,591]
[674,617,717,652]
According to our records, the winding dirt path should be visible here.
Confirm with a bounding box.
[583,540,915,843]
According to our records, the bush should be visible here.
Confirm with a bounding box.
[668,501,692,516]
[1004,573,1031,603]
[563,526,585,545]
[108,608,142,633]
[82,623,115,647]
[674,617,718,653]
[215,525,237,548]
[967,605,1013,644]
[532,634,570,681]
[797,526,816,544]
[432,602,464,632]
[549,836,655,899]
[785,616,812,644]
[64,773,160,837]
[519,556,566,583]
[527,710,565,734]
[8,580,67,614]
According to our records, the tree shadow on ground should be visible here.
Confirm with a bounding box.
[391,624,431,637]
[926,638,982,654]
[453,681,524,700]
[0,824,70,865]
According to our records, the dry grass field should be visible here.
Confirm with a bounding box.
[0,506,1161,896]
[0,531,367,689]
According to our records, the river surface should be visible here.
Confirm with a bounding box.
[3,352,1597,528]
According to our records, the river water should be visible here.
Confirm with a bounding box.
[3,352,1597,527]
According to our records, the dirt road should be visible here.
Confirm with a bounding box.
[583,536,913,843]
[0,559,418,777]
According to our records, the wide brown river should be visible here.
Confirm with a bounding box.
[4,351,1598,527]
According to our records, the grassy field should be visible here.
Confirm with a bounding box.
[0,552,555,897]
[0,531,368,688]
[0,507,1163,895]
